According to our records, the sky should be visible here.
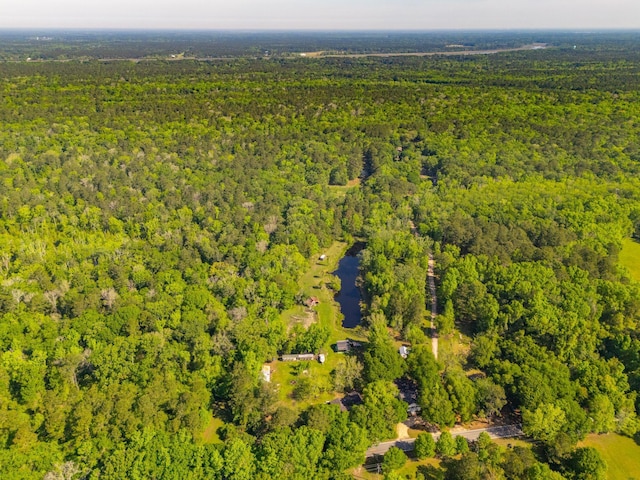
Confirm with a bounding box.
[1,0,639,30]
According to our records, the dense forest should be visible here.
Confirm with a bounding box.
[1,32,640,479]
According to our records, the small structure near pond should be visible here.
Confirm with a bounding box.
[305,296,320,308]
[334,339,362,353]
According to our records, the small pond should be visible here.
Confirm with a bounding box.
[333,243,364,328]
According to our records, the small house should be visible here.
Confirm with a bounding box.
[261,365,271,383]
[297,353,316,361]
[281,354,299,362]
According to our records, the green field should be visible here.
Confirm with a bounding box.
[201,240,368,438]
[580,433,640,480]
[199,414,225,444]
[280,240,367,342]
[274,240,368,409]
[620,238,640,282]
[350,457,442,480]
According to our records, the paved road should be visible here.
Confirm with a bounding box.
[427,253,438,360]
[365,424,524,457]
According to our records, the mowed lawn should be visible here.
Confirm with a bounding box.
[620,238,640,282]
[580,433,640,480]
[199,414,225,444]
[280,240,367,345]
[274,240,368,408]
[349,457,441,480]
[201,240,367,439]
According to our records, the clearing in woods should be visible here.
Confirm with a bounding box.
[271,240,367,409]
[620,238,640,282]
[579,433,640,480]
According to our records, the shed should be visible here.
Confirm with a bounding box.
[335,340,350,353]
[319,254,326,261]
[318,353,326,364]
[305,296,320,308]
[261,365,271,383]
[329,397,348,412]
[328,392,363,412]
[297,353,316,361]
[399,345,410,358]
[281,354,299,362]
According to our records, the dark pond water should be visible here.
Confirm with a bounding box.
[333,243,364,328]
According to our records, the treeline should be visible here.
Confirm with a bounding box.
[5,31,640,61]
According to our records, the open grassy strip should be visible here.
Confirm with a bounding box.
[492,437,534,450]
[201,240,368,434]
[620,238,640,282]
[437,331,473,367]
[349,457,442,480]
[580,433,640,480]
[272,240,368,409]
[269,359,337,410]
[286,240,367,344]
[328,178,362,198]
[199,414,225,444]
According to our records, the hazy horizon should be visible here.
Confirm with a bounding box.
[2,27,640,33]
[2,0,639,31]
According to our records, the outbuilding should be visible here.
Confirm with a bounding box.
[305,297,320,308]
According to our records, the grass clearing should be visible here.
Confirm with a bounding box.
[396,457,442,479]
[282,240,367,344]
[492,437,534,449]
[270,359,336,410]
[620,238,640,282]
[274,240,368,410]
[579,433,640,480]
[328,178,361,198]
[199,414,225,444]
[350,457,442,480]
[200,241,368,438]
[438,331,472,365]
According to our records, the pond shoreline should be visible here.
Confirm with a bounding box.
[333,242,365,328]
